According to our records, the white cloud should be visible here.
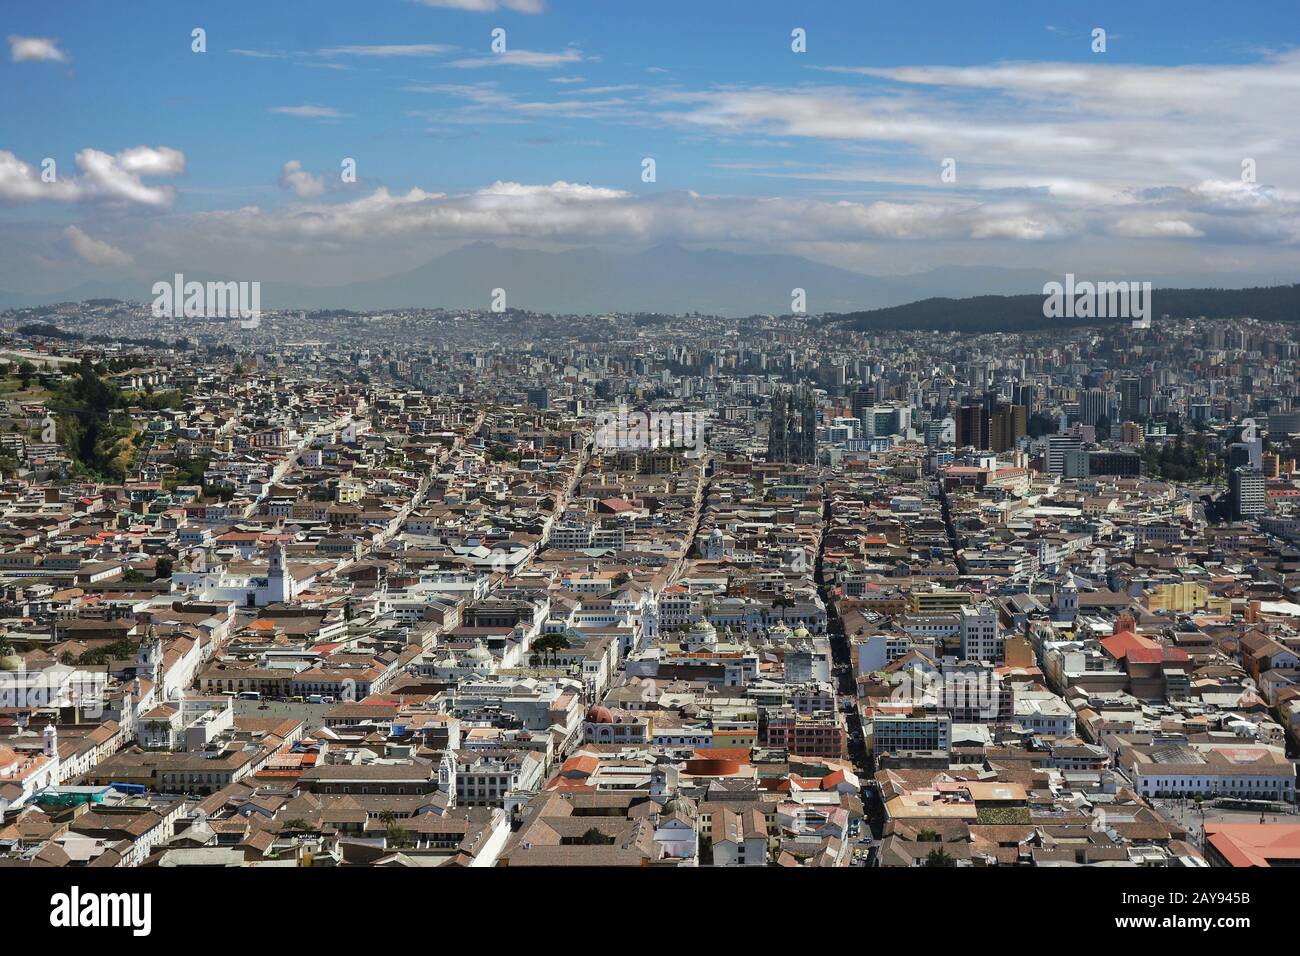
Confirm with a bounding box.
[1110,217,1205,239]
[195,180,1071,245]
[0,152,77,201]
[278,160,326,198]
[63,225,133,266]
[317,44,454,57]
[0,146,183,207]
[116,145,185,176]
[415,0,544,11]
[449,48,584,69]
[625,52,1300,246]
[270,105,351,119]
[8,35,67,63]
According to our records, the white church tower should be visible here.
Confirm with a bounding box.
[137,626,163,686]
[1054,580,1079,623]
[438,750,458,808]
[267,542,292,604]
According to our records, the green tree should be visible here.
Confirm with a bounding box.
[925,848,957,867]
[578,827,615,845]
[531,633,571,667]
[385,824,416,848]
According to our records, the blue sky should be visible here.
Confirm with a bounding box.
[4,0,1300,295]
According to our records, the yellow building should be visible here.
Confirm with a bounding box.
[1146,581,1231,614]
[910,588,973,614]
[335,479,364,504]
[710,727,758,749]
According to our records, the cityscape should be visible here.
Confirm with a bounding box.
[0,0,1296,930]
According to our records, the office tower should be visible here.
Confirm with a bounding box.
[989,403,1027,453]
[1079,388,1108,427]
[1046,434,1084,475]
[956,403,989,449]
[1119,377,1142,421]
[1229,467,1266,519]
[1229,441,1263,471]
[851,387,873,429]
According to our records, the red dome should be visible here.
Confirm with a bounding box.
[587,705,614,723]
[685,758,740,776]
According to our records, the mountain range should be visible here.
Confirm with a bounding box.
[827,284,1300,333]
[3,242,1297,318]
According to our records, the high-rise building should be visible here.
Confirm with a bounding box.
[857,404,910,438]
[1229,467,1266,519]
[1079,388,1108,427]
[850,387,873,426]
[1120,377,1142,421]
[956,403,989,449]
[989,403,1027,452]
[1045,434,1084,475]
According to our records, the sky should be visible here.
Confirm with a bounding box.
[3,0,1300,297]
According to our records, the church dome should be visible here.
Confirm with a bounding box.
[587,704,614,723]
[687,618,717,642]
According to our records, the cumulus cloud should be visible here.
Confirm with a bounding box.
[116,145,185,176]
[278,160,326,198]
[63,225,133,266]
[8,35,67,62]
[0,146,184,207]
[194,179,1073,245]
